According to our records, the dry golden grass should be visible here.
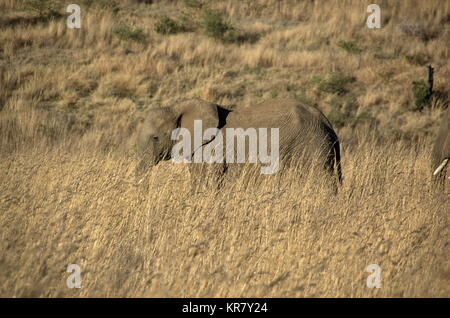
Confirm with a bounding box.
[0,134,449,297]
[0,0,449,297]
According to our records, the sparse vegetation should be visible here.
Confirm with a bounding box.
[201,9,237,42]
[183,0,204,9]
[337,40,363,55]
[79,0,119,11]
[405,53,430,66]
[154,2,252,43]
[311,74,356,96]
[0,0,449,297]
[412,80,432,111]
[0,130,448,297]
[113,23,146,42]
[155,16,187,35]
[21,0,61,19]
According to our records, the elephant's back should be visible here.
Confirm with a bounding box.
[231,98,332,128]
[226,98,338,154]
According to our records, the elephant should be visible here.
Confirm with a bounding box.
[135,98,342,190]
[431,106,450,189]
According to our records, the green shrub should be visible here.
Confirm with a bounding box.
[201,9,235,42]
[337,40,363,55]
[113,24,146,42]
[411,80,432,111]
[22,0,61,19]
[311,74,356,95]
[183,0,204,9]
[153,4,256,44]
[309,75,323,86]
[286,84,297,92]
[157,3,257,44]
[155,16,187,35]
[79,0,119,11]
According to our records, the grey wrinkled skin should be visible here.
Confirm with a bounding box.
[431,106,450,190]
[135,98,342,191]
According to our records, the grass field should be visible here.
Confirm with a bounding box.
[0,0,449,297]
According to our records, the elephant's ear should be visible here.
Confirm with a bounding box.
[174,99,220,145]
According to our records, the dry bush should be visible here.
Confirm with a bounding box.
[0,0,449,297]
[0,131,448,297]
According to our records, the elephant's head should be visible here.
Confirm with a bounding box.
[135,99,221,178]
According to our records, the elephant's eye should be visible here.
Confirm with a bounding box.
[152,135,159,142]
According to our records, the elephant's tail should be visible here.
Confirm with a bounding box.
[334,141,343,185]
